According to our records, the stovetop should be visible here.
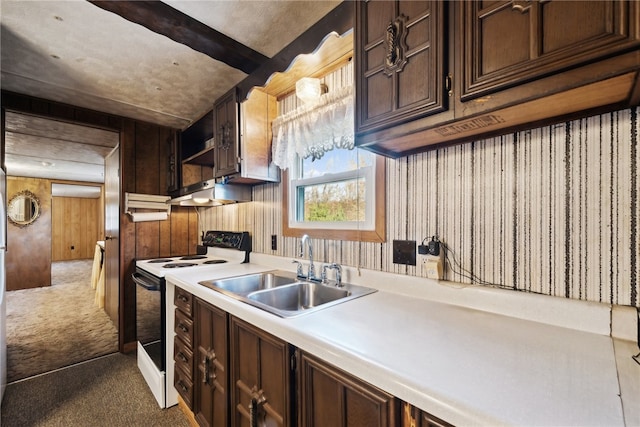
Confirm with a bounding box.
[135,231,250,278]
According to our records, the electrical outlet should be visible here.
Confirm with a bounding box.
[423,256,443,279]
[271,235,277,251]
[420,248,444,280]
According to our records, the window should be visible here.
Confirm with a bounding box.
[283,148,385,243]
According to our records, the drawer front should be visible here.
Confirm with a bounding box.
[174,336,194,378]
[175,309,194,347]
[174,287,193,317]
[174,365,194,409]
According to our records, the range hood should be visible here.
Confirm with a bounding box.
[169,179,251,206]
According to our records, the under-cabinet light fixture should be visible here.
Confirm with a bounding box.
[295,77,327,105]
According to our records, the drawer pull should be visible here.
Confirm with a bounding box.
[177,352,188,363]
[177,294,188,303]
[177,381,188,393]
[178,323,189,333]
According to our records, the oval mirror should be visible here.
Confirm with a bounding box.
[7,190,40,228]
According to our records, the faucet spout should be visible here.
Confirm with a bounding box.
[299,234,316,280]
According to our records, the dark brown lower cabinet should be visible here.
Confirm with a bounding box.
[174,288,194,409]
[193,298,229,427]
[299,351,399,427]
[230,316,294,427]
[174,290,452,427]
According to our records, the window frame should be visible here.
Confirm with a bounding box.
[282,155,386,243]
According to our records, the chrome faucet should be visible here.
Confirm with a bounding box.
[299,234,316,280]
[322,263,343,288]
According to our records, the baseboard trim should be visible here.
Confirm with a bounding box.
[178,395,198,427]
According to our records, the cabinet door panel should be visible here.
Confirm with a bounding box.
[308,367,343,426]
[463,0,640,100]
[230,317,292,427]
[194,298,228,427]
[300,351,397,427]
[542,1,610,52]
[479,6,530,75]
[356,0,447,134]
[213,88,240,178]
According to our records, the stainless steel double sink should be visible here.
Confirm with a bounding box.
[198,270,377,318]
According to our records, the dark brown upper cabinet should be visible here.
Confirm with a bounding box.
[355,0,640,158]
[178,87,279,188]
[213,88,239,178]
[212,87,280,184]
[355,0,448,135]
[462,0,640,101]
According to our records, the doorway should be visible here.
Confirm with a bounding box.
[3,112,120,382]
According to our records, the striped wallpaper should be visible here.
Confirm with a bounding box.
[201,102,638,308]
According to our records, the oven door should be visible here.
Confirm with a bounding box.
[133,268,166,372]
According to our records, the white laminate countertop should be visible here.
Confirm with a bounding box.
[165,257,639,427]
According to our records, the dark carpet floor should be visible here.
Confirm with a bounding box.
[6,260,119,382]
[0,353,190,427]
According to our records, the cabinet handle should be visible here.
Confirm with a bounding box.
[248,387,267,427]
[219,121,233,151]
[384,14,408,75]
[202,350,217,385]
[177,294,188,303]
[178,324,188,333]
[177,381,188,393]
[177,352,188,363]
[385,21,398,66]
[203,355,209,384]
[249,398,258,427]
[446,74,453,97]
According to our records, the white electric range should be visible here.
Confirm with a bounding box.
[134,230,251,408]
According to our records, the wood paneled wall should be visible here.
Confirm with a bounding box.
[201,107,639,308]
[51,195,101,261]
[6,176,51,290]
[119,119,199,351]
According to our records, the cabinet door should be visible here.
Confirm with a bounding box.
[355,0,448,134]
[166,131,180,193]
[213,88,240,178]
[230,316,293,427]
[299,351,398,427]
[461,0,640,100]
[194,298,229,427]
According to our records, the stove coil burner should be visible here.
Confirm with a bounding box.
[163,262,197,268]
[147,258,174,263]
[179,255,207,260]
[203,259,228,265]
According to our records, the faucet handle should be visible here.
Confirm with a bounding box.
[292,260,304,278]
[321,264,329,284]
[322,263,343,287]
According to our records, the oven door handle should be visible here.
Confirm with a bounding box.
[132,272,160,291]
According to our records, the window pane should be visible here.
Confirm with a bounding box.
[297,177,366,222]
[301,148,375,179]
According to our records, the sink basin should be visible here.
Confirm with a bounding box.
[198,269,376,318]
[248,282,349,310]
[199,271,297,295]
[246,281,376,318]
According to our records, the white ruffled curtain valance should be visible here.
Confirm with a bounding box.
[271,84,354,170]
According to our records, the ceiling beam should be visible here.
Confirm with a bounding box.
[88,0,269,74]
